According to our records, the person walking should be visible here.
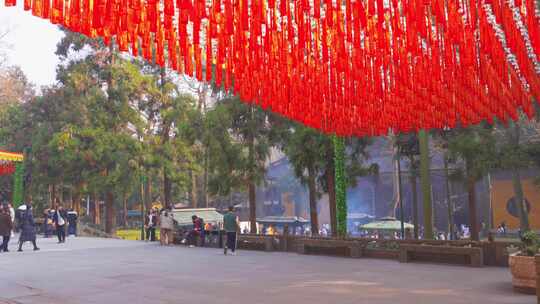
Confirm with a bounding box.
[0,207,13,252]
[188,215,203,247]
[145,210,157,242]
[7,203,15,237]
[159,208,175,246]
[17,203,39,252]
[42,209,52,238]
[223,206,239,255]
[67,209,78,236]
[53,205,67,243]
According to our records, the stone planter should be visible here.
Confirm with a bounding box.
[509,253,537,294]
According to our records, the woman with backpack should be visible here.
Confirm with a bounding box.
[17,203,39,252]
[53,205,68,243]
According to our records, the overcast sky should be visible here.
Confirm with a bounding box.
[0,5,64,87]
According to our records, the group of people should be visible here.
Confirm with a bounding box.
[144,205,240,255]
[42,207,78,241]
[188,206,240,255]
[46,205,77,243]
[144,207,176,246]
[0,202,40,252]
[0,201,80,253]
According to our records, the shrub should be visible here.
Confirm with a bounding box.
[520,230,539,256]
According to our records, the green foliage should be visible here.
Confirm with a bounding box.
[280,124,328,191]
[12,162,23,207]
[203,97,276,196]
[447,125,496,182]
[520,230,540,256]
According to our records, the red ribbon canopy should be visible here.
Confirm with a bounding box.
[3,0,540,136]
[0,162,16,176]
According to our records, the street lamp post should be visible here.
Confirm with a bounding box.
[397,151,405,239]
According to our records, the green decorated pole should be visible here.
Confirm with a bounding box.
[12,162,24,208]
[333,135,347,237]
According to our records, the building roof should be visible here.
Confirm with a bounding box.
[348,213,375,220]
[360,218,414,231]
[256,216,309,225]
[171,208,224,226]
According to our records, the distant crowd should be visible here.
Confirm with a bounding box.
[144,205,240,255]
[0,201,79,253]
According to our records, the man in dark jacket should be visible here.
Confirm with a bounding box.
[67,209,78,236]
[223,206,239,255]
[144,209,158,241]
[18,203,39,252]
[0,207,13,252]
[53,205,68,243]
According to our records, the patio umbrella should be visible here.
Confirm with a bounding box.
[360,217,414,231]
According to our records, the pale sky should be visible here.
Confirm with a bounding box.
[0,4,64,88]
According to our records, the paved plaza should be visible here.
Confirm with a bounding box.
[0,236,534,304]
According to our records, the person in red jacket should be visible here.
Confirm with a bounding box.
[0,206,13,252]
[187,215,202,247]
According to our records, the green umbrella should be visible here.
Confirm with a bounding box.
[360,217,414,231]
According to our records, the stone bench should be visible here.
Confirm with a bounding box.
[296,239,363,258]
[399,244,483,267]
[238,235,275,251]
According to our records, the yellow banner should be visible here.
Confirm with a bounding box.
[0,151,24,162]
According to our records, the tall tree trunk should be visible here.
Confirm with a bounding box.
[326,147,337,237]
[160,66,172,210]
[123,194,128,227]
[93,192,101,225]
[204,151,209,207]
[191,171,198,208]
[49,184,57,209]
[392,138,401,216]
[510,122,530,232]
[163,170,172,209]
[466,158,479,241]
[72,184,82,215]
[105,191,115,234]
[145,177,152,210]
[511,168,530,231]
[308,167,319,236]
[409,161,419,239]
[419,130,433,239]
[248,182,256,234]
[69,188,74,209]
[467,177,479,241]
[248,104,257,234]
[59,182,64,206]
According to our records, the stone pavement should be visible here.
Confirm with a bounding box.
[0,236,534,304]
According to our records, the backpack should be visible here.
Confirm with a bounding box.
[15,209,27,228]
[199,218,205,230]
[15,208,24,223]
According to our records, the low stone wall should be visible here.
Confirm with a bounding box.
[400,244,484,267]
[237,234,514,267]
[536,255,540,303]
[238,235,278,251]
[482,241,518,267]
[78,223,118,239]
